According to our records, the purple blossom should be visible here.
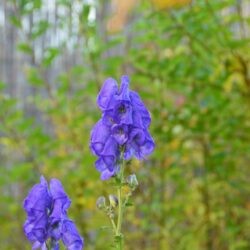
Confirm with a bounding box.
[62,220,85,250]
[23,176,84,250]
[90,75,155,180]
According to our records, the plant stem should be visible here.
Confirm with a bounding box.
[115,159,125,250]
[110,217,117,233]
[117,186,123,236]
[46,240,51,250]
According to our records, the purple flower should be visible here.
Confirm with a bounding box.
[62,219,85,250]
[90,120,112,156]
[111,124,128,145]
[90,75,155,180]
[23,176,84,249]
[124,128,155,160]
[97,78,118,111]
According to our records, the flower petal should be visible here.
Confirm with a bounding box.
[116,75,130,101]
[95,158,117,180]
[114,101,133,125]
[111,124,128,145]
[23,176,51,214]
[101,137,119,160]
[130,91,151,128]
[90,120,111,155]
[48,179,71,238]
[62,219,84,250]
[97,78,118,110]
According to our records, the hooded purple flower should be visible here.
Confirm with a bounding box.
[23,176,84,250]
[62,219,85,250]
[90,75,155,180]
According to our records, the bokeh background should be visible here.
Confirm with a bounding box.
[0,0,250,249]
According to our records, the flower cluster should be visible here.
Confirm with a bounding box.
[90,76,155,180]
[23,176,84,250]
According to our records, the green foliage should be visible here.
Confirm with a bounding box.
[1,0,250,249]
[42,47,60,67]
[17,43,33,54]
[31,20,50,39]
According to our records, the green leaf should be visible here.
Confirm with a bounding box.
[31,20,50,39]
[42,47,60,67]
[125,201,133,207]
[25,67,44,86]
[9,15,22,28]
[21,0,42,14]
[17,43,33,54]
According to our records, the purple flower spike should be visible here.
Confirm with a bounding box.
[90,75,155,180]
[23,176,84,249]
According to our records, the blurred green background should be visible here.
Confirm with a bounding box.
[0,0,250,249]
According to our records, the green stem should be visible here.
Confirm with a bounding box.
[46,241,51,250]
[110,217,117,233]
[115,159,125,250]
[117,186,123,236]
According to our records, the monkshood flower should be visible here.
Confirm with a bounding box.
[90,75,155,180]
[23,176,84,250]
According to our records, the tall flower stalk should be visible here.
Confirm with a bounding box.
[90,76,155,249]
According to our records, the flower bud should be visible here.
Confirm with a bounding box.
[126,174,138,189]
[96,196,106,210]
[109,194,118,208]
